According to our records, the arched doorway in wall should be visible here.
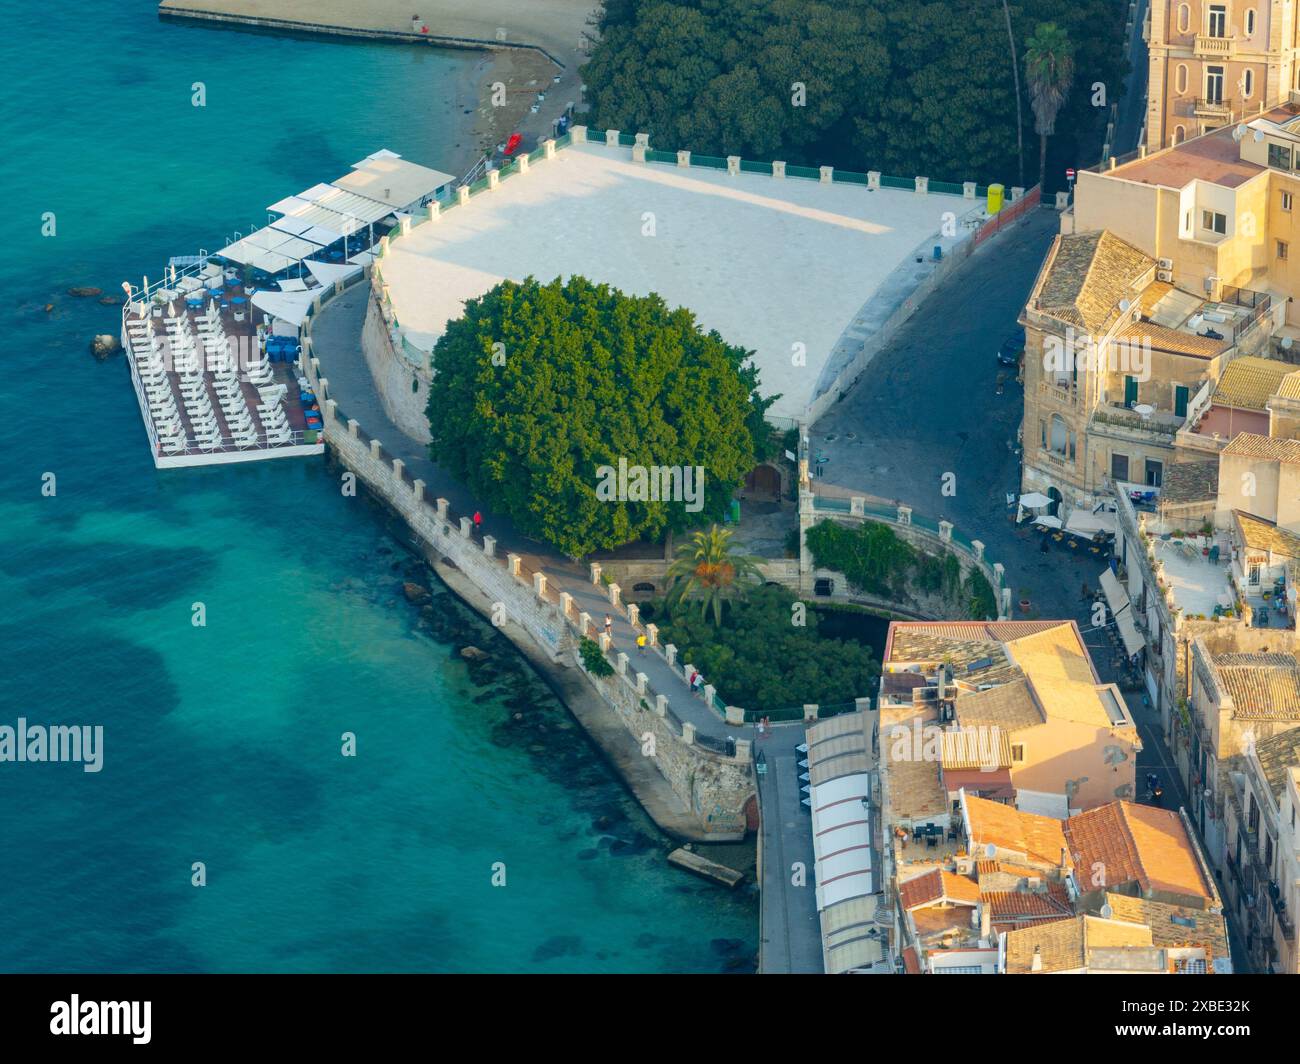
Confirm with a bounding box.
[743,463,782,500]
[1047,486,1063,517]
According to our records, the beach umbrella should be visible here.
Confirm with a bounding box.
[1019,492,1052,508]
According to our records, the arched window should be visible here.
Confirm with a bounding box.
[1246,8,1257,36]
[1175,63,1188,95]
[1177,3,1191,33]
[1244,69,1255,98]
[1174,124,1187,144]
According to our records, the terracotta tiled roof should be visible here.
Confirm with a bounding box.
[1222,432,1300,463]
[1063,802,1214,902]
[1099,893,1229,961]
[983,889,1073,921]
[964,794,1071,869]
[899,868,944,909]
[1117,320,1228,359]
[1003,915,1153,973]
[1274,370,1300,401]
[1213,355,1294,410]
[1004,623,1113,728]
[1161,460,1218,506]
[1232,510,1300,559]
[1034,231,1154,334]
[953,679,1042,732]
[1212,652,1300,720]
[1253,726,1300,800]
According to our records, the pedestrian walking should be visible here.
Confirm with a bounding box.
[472,510,482,533]
[636,632,646,655]
[604,613,613,638]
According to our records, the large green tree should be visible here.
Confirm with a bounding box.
[586,0,1124,191]
[426,276,774,558]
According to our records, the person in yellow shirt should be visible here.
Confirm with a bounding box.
[635,632,647,655]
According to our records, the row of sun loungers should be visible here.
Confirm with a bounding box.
[126,310,294,454]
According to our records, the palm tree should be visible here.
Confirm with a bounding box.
[1025,22,1075,193]
[1001,0,1025,188]
[665,524,762,626]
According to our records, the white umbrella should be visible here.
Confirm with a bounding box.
[167,301,176,318]
[1019,492,1052,508]
[1034,515,1063,529]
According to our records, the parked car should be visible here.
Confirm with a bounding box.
[997,326,1025,366]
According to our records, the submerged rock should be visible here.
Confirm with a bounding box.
[90,334,121,360]
[402,582,430,605]
[460,645,489,661]
[68,286,103,298]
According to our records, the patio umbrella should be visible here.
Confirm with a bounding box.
[1034,515,1063,529]
[1019,492,1052,508]
[167,301,176,318]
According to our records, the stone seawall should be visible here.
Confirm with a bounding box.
[300,284,753,840]
[362,291,433,446]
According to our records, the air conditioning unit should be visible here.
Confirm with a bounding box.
[1158,258,1173,270]
[1157,269,1173,282]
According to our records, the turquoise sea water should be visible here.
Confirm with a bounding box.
[0,1,755,973]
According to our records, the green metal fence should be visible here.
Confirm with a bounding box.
[833,170,869,185]
[785,164,820,180]
[880,174,913,190]
[740,159,773,175]
[690,154,728,169]
[646,149,677,164]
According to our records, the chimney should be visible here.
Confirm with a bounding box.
[936,666,946,701]
[980,902,991,940]
[1031,946,1043,972]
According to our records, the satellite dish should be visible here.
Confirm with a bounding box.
[985,842,997,859]
[1120,298,1131,312]
[1233,124,1246,141]
[1254,129,1265,142]
[1284,336,1294,349]
[1100,903,1114,919]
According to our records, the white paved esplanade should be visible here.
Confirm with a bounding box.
[379,134,986,423]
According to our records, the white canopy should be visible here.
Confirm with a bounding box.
[250,287,319,328]
[1116,609,1144,657]
[306,259,364,287]
[1019,492,1052,508]
[1034,515,1063,529]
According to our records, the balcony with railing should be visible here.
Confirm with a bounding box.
[1090,403,1184,440]
[1193,95,1233,117]
[1036,379,1080,406]
[1193,35,1236,59]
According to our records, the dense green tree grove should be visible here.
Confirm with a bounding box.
[587,0,1126,190]
[653,584,880,710]
[426,276,774,558]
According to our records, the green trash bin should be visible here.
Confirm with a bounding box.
[728,499,741,524]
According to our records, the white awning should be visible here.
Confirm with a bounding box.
[270,215,313,237]
[277,277,309,292]
[1035,515,1063,529]
[250,287,319,328]
[1019,492,1052,508]
[1116,608,1144,657]
[1100,567,1130,618]
[306,259,364,287]
[816,870,875,911]
[334,155,456,209]
[267,194,312,215]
